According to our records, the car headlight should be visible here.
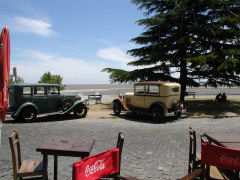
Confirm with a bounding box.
[118,93,124,99]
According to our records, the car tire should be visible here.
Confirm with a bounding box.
[62,99,74,111]
[151,106,164,122]
[20,107,37,122]
[113,101,122,116]
[74,104,87,118]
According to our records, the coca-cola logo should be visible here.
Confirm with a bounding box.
[220,154,240,167]
[85,159,105,177]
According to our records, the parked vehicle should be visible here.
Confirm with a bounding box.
[7,83,88,122]
[112,81,186,121]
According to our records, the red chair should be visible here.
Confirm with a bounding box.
[72,148,141,180]
[179,143,240,180]
[201,142,240,179]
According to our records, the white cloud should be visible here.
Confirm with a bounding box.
[13,16,55,36]
[97,47,132,64]
[11,49,110,84]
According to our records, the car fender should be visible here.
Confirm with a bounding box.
[14,102,39,117]
[63,100,85,114]
[113,98,129,111]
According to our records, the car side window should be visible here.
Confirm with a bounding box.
[33,87,45,96]
[47,87,60,95]
[146,85,159,95]
[135,85,145,94]
[22,87,31,95]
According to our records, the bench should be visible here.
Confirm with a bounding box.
[88,94,102,104]
[186,92,196,98]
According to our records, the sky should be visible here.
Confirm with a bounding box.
[0,0,145,84]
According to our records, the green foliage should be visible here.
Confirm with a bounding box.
[9,75,14,85]
[38,71,65,90]
[8,75,24,84]
[102,0,240,101]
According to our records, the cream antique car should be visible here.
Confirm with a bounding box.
[112,81,186,121]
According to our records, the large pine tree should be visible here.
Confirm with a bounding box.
[103,0,240,101]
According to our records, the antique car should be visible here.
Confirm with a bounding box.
[7,83,88,122]
[112,81,186,121]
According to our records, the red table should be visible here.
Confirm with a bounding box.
[36,135,95,180]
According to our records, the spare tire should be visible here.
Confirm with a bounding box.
[113,101,122,116]
[62,99,74,111]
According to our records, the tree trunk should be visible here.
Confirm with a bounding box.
[180,59,187,102]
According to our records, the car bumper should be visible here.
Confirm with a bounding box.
[165,109,186,117]
[180,109,186,114]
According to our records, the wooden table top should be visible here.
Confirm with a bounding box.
[204,133,240,149]
[36,135,95,157]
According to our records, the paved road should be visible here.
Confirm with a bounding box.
[1,113,240,180]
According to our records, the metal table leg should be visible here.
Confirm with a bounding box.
[43,154,48,180]
[54,155,58,180]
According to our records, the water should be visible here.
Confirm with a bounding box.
[64,84,240,96]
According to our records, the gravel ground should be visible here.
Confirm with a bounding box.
[1,109,240,180]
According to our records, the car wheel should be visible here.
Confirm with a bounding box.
[151,106,164,122]
[113,101,122,116]
[62,99,74,111]
[74,104,87,118]
[20,107,37,122]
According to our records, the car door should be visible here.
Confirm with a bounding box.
[46,86,62,113]
[31,86,47,113]
[144,85,160,108]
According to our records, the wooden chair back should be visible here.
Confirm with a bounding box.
[9,130,22,180]
[9,130,43,180]
[116,132,124,176]
[188,127,198,173]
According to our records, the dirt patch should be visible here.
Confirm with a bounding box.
[87,103,117,119]
[184,98,240,118]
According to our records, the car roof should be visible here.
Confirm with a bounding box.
[8,83,60,88]
[134,81,168,85]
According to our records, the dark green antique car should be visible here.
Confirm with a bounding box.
[7,83,88,122]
